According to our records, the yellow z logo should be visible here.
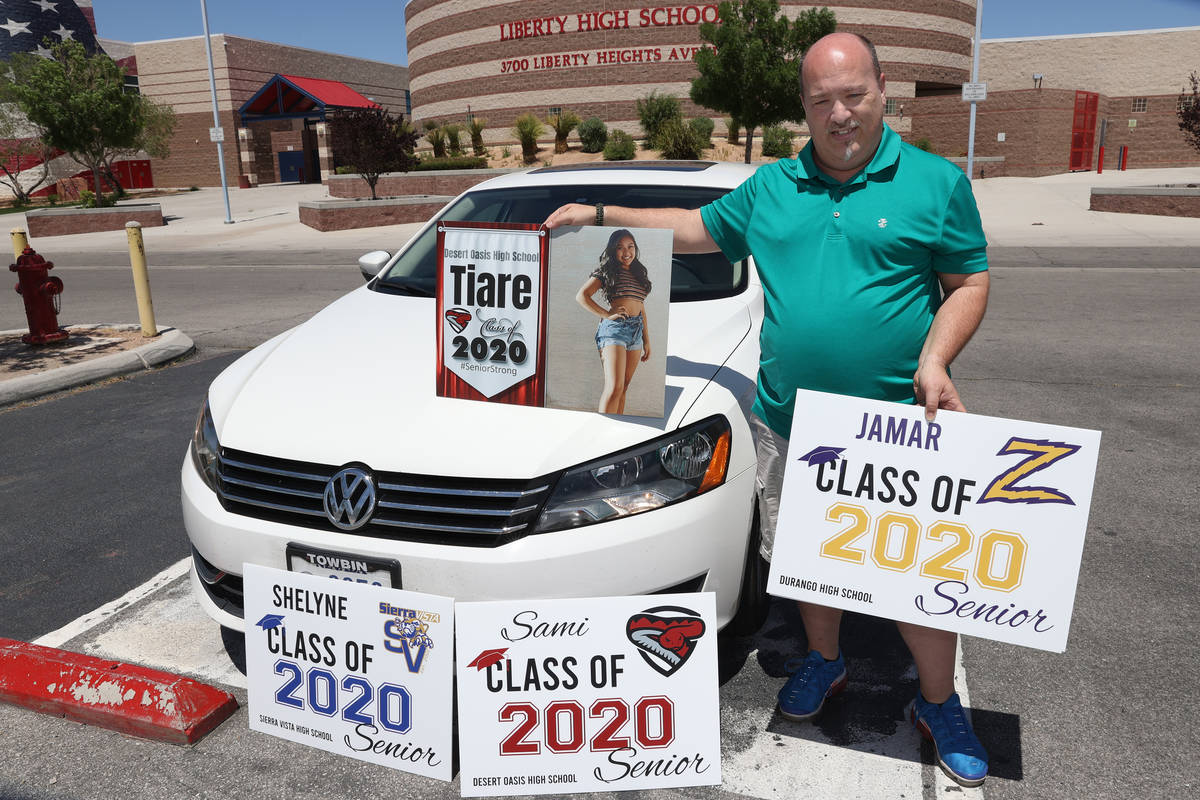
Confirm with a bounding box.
[979,437,1080,505]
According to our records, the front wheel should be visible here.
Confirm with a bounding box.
[724,503,769,637]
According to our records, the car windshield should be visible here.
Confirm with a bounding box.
[374,184,747,302]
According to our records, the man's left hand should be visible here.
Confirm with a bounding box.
[913,357,966,421]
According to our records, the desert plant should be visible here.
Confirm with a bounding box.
[511,113,545,163]
[657,117,704,159]
[603,129,636,161]
[467,117,488,156]
[578,117,608,153]
[726,116,740,144]
[443,122,464,156]
[913,137,935,153]
[636,91,682,149]
[422,119,440,132]
[426,126,447,158]
[545,109,582,154]
[689,117,715,148]
[761,125,794,158]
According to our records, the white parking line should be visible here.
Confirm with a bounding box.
[42,565,985,798]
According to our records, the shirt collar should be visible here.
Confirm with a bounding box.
[795,122,901,187]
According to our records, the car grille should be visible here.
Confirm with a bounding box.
[216,448,558,546]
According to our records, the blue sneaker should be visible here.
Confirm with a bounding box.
[777,650,847,721]
[908,692,988,787]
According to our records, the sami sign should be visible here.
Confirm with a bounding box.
[244,565,454,780]
[456,594,721,796]
[436,222,548,405]
[768,389,1101,653]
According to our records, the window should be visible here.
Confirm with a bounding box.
[405,90,412,116]
[1131,97,1147,113]
[884,98,899,115]
[547,106,562,117]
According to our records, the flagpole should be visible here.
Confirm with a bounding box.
[200,0,233,224]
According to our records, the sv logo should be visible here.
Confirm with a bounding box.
[979,437,1081,505]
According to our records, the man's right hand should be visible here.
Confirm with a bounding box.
[544,203,595,229]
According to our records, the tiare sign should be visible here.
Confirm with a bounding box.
[768,389,1101,652]
[436,222,548,405]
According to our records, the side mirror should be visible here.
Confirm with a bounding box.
[358,250,391,281]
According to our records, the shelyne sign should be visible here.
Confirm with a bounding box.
[498,5,719,40]
[456,594,721,797]
[244,565,455,780]
[767,389,1101,653]
[436,222,548,406]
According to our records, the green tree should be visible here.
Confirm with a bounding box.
[103,96,177,197]
[1179,71,1200,153]
[5,40,143,204]
[329,107,417,200]
[691,0,836,163]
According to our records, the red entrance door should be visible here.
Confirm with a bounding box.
[1069,91,1099,171]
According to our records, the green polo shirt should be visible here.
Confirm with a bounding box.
[700,124,988,438]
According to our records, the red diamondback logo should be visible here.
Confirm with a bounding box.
[626,606,706,677]
[445,307,472,334]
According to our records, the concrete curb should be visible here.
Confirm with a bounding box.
[0,637,238,745]
[0,324,194,407]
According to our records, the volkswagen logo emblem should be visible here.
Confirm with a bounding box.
[323,467,376,531]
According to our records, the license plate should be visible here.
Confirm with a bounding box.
[286,544,401,588]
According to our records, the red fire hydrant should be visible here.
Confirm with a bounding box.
[10,246,68,345]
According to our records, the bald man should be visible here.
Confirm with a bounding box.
[545,32,990,786]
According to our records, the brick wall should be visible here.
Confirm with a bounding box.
[912,86,1200,177]
[135,35,408,187]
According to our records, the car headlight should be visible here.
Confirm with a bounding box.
[534,416,731,533]
[190,400,221,492]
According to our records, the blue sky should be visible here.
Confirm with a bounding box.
[92,0,1200,66]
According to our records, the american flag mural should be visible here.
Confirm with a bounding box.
[0,0,103,59]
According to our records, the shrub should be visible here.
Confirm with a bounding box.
[426,127,447,158]
[188,185,200,192]
[913,137,935,152]
[636,91,682,149]
[578,117,607,153]
[511,113,545,163]
[78,189,96,207]
[47,193,59,206]
[545,109,581,154]
[467,117,488,156]
[443,123,464,156]
[761,125,794,158]
[688,117,714,148]
[726,117,740,145]
[413,155,489,171]
[603,129,636,161]
[334,165,357,175]
[657,117,703,159]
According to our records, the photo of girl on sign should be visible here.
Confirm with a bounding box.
[576,229,654,414]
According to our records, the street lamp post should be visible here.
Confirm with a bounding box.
[200,0,234,224]
[966,0,983,181]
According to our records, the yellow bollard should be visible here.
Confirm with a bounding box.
[11,228,29,260]
[125,221,158,337]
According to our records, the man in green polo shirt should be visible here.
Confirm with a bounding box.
[545,31,990,787]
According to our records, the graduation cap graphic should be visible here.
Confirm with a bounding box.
[466,648,508,670]
[797,446,845,467]
[255,613,286,630]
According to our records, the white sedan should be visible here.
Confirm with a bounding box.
[182,161,768,634]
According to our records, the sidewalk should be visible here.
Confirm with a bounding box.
[2,166,1197,407]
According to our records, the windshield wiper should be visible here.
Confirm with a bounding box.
[374,280,434,297]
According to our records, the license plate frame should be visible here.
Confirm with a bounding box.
[285,543,401,588]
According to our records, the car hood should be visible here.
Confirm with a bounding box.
[212,286,752,478]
